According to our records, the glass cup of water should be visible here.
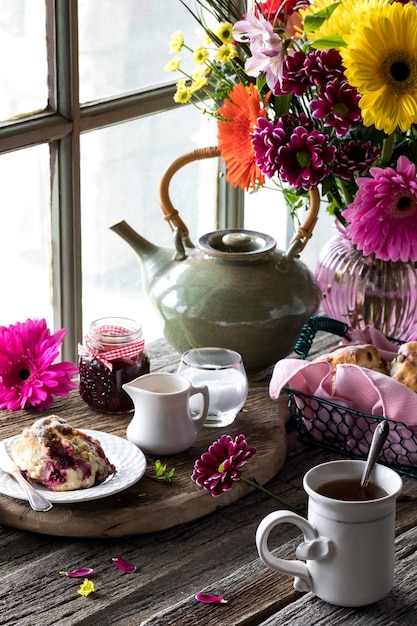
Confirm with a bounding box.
[177,347,248,427]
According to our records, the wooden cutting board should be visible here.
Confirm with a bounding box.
[0,387,288,538]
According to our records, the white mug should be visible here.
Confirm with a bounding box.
[256,460,403,607]
[123,373,209,455]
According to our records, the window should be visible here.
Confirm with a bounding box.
[1,1,332,363]
[1,0,219,361]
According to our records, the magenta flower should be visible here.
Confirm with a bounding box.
[342,156,417,262]
[277,127,335,191]
[191,434,257,497]
[252,114,316,180]
[333,140,381,180]
[274,51,310,97]
[0,318,78,411]
[192,434,302,512]
[310,78,362,138]
[304,49,345,90]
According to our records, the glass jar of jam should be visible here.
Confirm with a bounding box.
[78,317,150,414]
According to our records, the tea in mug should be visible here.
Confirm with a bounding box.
[317,478,389,501]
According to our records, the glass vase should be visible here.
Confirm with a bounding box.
[315,225,417,340]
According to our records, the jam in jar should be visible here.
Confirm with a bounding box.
[78,317,150,414]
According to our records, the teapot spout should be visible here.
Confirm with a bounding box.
[110,220,174,287]
[110,220,161,260]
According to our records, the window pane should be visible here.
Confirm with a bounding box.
[245,188,335,271]
[0,146,52,326]
[80,106,217,343]
[0,0,47,121]
[78,0,202,102]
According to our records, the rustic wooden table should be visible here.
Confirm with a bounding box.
[1,334,416,626]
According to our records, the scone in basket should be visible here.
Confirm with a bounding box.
[283,316,417,479]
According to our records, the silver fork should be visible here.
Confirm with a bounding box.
[0,443,53,512]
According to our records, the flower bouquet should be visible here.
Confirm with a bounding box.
[167,0,417,263]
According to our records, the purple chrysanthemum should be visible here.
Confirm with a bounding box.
[252,117,287,178]
[274,50,310,97]
[191,434,257,497]
[342,156,417,262]
[310,78,362,137]
[252,114,316,180]
[333,140,381,180]
[0,318,78,411]
[304,48,345,90]
[277,126,336,191]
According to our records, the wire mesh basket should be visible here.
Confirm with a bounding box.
[286,316,417,479]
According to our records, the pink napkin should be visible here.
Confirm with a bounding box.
[270,327,417,466]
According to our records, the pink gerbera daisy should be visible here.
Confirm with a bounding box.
[342,156,417,262]
[0,318,78,411]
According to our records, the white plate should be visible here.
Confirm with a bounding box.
[0,429,146,504]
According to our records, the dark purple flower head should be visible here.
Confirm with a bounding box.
[252,113,316,179]
[333,140,381,180]
[310,78,362,137]
[304,48,345,91]
[191,434,257,497]
[278,127,336,191]
[274,50,310,96]
[252,117,287,178]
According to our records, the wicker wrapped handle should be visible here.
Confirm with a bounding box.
[158,146,320,254]
[159,147,221,241]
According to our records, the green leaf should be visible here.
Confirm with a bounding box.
[304,4,341,33]
[272,93,293,118]
[150,460,176,484]
[310,35,347,50]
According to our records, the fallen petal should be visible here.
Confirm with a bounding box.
[60,567,94,578]
[77,578,96,597]
[112,557,137,573]
[195,592,228,604]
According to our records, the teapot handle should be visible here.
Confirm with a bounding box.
[159,146,221,247]
[158,146,320,257]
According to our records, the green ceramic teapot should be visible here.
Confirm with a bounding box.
[110,147,321,379]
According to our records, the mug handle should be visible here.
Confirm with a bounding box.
[189,384,210,426]
[256,511,331,593]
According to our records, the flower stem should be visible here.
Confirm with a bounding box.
[240,477,305,514]
[381,132,395,166]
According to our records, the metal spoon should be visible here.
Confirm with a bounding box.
[0,443,53,512]
[356,420,390,498]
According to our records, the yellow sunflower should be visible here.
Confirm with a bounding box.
[300,0,390,44]
[341,2,417,135]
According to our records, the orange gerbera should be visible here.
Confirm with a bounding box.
[217,83,267,191]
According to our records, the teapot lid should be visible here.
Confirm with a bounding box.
[198,229,276,262]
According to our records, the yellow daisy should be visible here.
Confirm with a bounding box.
[215,21,233,44]
[174,81,192,104]
[341,2,417,134]
[191,74,208,92]
[164,57,181,73]
[169,31,184,54]
[194,45,210,65]
[215,43,238,65]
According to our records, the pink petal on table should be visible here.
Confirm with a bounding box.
[59,567,94,578]
[112,557,137,573]
[195,592,228,604]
